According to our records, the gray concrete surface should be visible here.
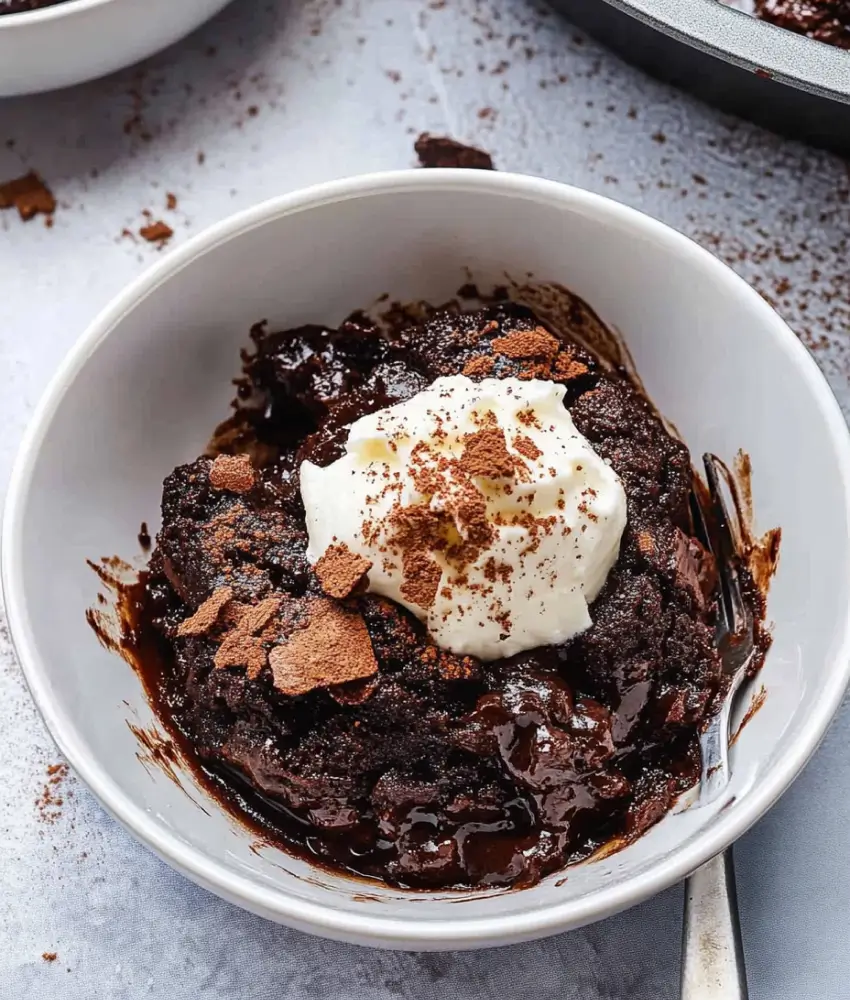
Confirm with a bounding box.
[1,1,849,997]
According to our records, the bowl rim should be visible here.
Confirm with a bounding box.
[598,0,850,103]
[5,168,850,948]
[0,0,114,29]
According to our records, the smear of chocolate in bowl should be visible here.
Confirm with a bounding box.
[84,556,206,809]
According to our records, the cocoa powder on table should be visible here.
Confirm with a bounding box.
[139,220,173,245]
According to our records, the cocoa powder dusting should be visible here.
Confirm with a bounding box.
[462,355,495,378]
[492,326,559,360]
[35,763,69,824]
[400,550,443,609]
[512,433,542,462]
[554,355,589,380]
[460,426,516,479]
[487,326,589,381]
[269,598,378,696]
[315,543,372,599]
[209,454,256,493]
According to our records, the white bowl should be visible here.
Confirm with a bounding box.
[4,170,850,949]
[0,0,233,97]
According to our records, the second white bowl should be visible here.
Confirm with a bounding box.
[0,0,233,96]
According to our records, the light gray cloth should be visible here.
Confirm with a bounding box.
[2,1,849,997]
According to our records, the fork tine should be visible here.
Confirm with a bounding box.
[689,483,711,552]
[690,480,730,640]
[690,475,730,631]
[702,454,747,637]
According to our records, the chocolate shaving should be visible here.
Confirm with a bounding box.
[0,171,56,221]
[315,542,372,599]
[235,596,281,634]
[414,133,494,170]
[177,587,233,637]
[214,632,267,678]
[209,454,257,493]
[140,220,173,244]
[213,595,282,679]
[269,598,378,697]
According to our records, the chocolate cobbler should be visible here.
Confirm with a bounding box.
[753,0,850,46]
[124,297,764,890]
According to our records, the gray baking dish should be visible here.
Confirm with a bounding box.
[552,0,850,153]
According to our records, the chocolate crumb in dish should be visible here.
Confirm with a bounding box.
[754,0,850,48]
[139,220,173,245]
[415,133,495,170]
[100,291,772,891]
[42,953,58,963]
[166,192,178,211]
[315,543,372,599]
[209,454,256,493]
[0,171,56,221]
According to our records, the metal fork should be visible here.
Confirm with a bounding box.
[680,454,757,1000]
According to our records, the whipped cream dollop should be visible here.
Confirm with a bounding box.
[300,375,627,660]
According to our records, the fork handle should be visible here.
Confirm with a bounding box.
[681,849,749,999]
